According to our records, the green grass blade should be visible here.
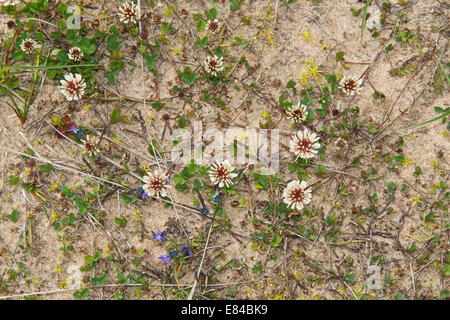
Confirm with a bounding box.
[410,108,450,128]
[1,64,100,72]
[5,88,24,119]
[361,0,372,43]
[435,54,450,86]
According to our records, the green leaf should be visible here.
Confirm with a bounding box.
[39,163,52,173]
[73,288,90,300]
[440,264,450,277]
[75,198,89,215]
[385,181,396,195]
[121,194,137,204]
[114,216,127,227]
[151,102,163,111]
[314,164,328,177]
[181,68,198,85]
[195,36,208,48]
[91,274,108,286]
[336,51,345,62]
[9,175,20,185]
[287,80,297,94]
[345,273,355,283]
[205,7,217,20]
[148,139,161,156]
[7,210,19,223]
[369,125,379,134]
[193,178,202,190]
[230,0,244,11]
[110,108,122,124]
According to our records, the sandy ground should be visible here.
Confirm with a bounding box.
[0,0,448,300]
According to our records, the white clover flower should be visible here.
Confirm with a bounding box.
[82,135,100,157]
[68,47,83,62]
[203,55,224,77]
[118,1,139,24]
[290,128,321,160]
[335,137,347,151]
[59,73,86,101]
[209,160,238,188]
[339,76,363,96]
[206,19,220,33]
[3,20,16,34]
[142,170,170,198]
[286,102,308,123]
[20,38,40,53]
[283,180,312,211]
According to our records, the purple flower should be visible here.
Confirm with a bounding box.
[180,244,192,257]
[69,125,85,139]
[153,230,167,244]
[211,187,222,205]
[158,254,172,264]
[197,205,210,216]
[158,251,179,264]
[136,188,147,200]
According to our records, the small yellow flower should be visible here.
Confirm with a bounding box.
[164,6,173,16]
[171,45,182,56]
[146,112,156,123]
[255,27,275,51]
[59,280,69,289]
[134,206,142,218]
[34,277,41,287]
[104,243,111,255]
[413,194,421,205]
[51,210,59,222]
[430,159,440,168]
[134,289,142,298]
[56,263,63,274]
[301,25,317,43]
[429,183,440,194]
[112,134,121,144]
[401,156,412,168]
[49,182,60,192]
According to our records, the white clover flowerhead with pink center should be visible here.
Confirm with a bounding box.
[142,170,170,198]
[204,55,224,77]
[20,38,40,53]
[3,20,16,34]
[290,128,321,160]
[206,19,220,33]
[82,135,100,157]
[283,180,312,211]
[68,47,83,62]
[335,137,347,151]
[286,102,308,123]
[59,73,86,101]
[118,1,139,24]
[209,160,238,188]
[339,76,363,96]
